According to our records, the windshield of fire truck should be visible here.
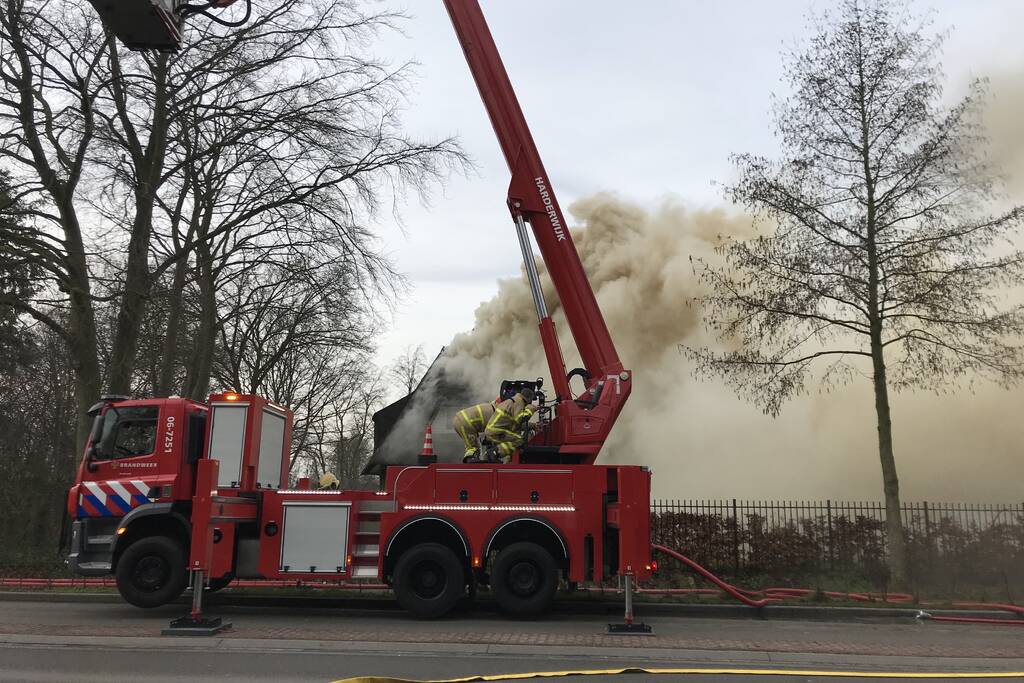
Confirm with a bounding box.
[91,406,159,460]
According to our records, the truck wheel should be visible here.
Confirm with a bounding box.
[115,536,188,608]
[393,542,465,619]
[491,542,559,616]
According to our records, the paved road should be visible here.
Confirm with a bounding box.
[1,596,1022,682]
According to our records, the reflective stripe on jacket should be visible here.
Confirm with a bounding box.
[453,401,495,432]
[484,393,535,445]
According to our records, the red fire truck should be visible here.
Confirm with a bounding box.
[68,391,651,620]
[70,0,653,627]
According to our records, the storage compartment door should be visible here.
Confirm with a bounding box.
[208,403,247,488]
[496,469,574,505]
[279,502,350,573]
[256,409,286,489]
[434,469,493,505]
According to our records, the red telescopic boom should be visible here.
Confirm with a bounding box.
[442,1,631,462]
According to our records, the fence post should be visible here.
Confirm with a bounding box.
[923,501,932,559]
[731,498,740,575]
[827,499,834,570]
[651,500,658,546]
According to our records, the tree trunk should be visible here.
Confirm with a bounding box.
[106,197,153,394]
[183,260,216,400]
[59,196,101,457]
[64,231,101,455]
[870,338,907,585]
[867,216,908,584]
[856,50,908,586]
[107,54,171,394]
[866,223,907,584]
[156,256,188,395]
[68,289,101,457]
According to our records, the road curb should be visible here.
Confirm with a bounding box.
[2,632,1024,672]
[0,590,1016,622]
[0,591,123,604]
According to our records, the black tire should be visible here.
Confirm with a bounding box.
[491,542,559,616]
[393,542,465,619]
[115,536,188,608]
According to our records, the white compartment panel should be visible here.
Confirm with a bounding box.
[209,404,247,488]
[257,409,286,489]
[279,502,350,573]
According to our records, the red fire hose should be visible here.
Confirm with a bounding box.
[649,544,1024,626]
[0,577,387,590]
[651,544,773,608]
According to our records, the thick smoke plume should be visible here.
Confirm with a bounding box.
[395,79,1024,501]
[985,74,1024,205]
[439,190,1023,502]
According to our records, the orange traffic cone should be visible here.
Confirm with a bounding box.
[417,423,436,465]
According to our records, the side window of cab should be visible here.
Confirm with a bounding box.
[95,406,159,460]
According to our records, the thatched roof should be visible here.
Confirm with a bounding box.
[363,348,473,476]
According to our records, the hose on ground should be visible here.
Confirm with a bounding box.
[651,544,773,608]
[650,543,1023,625]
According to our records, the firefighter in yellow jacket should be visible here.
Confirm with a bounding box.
[453,387,535,463]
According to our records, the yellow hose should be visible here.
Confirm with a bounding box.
[331,667,1024,682]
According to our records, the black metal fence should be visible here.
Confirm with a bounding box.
[651,500,1024,592]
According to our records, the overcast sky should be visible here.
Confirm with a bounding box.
[369,0,1024,390]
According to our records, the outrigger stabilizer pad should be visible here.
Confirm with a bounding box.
[607,621,653,635]
[162,615,231,636]
[164,570,230,635]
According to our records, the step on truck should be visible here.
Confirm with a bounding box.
[73,0,654,620]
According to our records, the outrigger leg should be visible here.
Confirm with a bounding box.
[162,569,231,636]
[163,459,233,636]
[607,574,652,635]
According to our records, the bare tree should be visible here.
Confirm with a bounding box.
[0,0,106,449]
[213,259,375,395]
[211,257,378,481]
[115,0,462,397]
[687,0,1024,582]
[330,372,386,490]
[0,0,465,449]
[93,45,173,395]
[390,344,427,395]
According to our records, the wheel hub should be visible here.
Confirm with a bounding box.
[133,555,168,592]
[412,560,446,599]
[508,560,540,597]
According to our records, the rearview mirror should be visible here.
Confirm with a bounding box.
[85,406,119,470]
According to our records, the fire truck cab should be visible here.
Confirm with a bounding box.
[67,393,652,618]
